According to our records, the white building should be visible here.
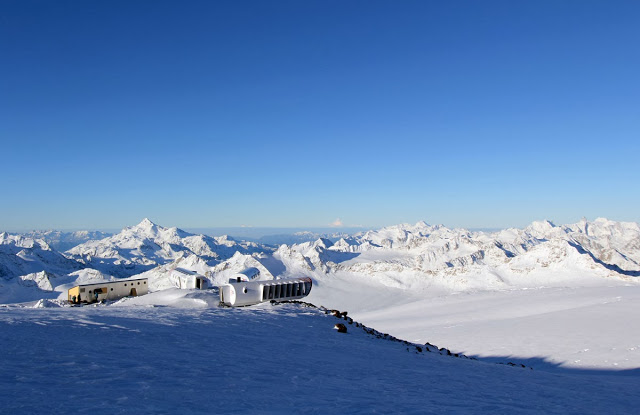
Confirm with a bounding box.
[170,268,208,290]
[219,276,312,307]
[68,278,148,304]
[229,267,261,283]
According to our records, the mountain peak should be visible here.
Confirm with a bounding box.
[136,218,157,229]
[314,237,334,249]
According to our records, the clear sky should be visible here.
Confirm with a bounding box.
[1,0,639,231]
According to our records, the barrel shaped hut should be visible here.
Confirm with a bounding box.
[171,268,208,290]
[219,276,312,307]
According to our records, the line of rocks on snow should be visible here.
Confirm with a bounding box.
[270,299,532,370]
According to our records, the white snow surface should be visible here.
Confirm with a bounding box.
[1,291,639,414]
[308,276,640,370]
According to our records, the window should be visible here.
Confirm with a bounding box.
[110,288,113,291]
[137,282,140,285]
[144,281,147,284]
[243,287,248,294]
[80,288,85,293]
[124,283,127,286]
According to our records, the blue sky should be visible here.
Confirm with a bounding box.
[1,0,639,231]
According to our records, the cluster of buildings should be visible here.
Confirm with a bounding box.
[67,267,312,307]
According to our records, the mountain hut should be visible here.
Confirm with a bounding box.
[67,278,148,304]
[219,276,312,307]
[170,268,208,290]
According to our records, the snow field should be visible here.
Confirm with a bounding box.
[1,297,639,414]
[309,275,640,370]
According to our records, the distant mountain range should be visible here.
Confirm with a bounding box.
[22,230,112,251]
[65,218,268,277]
[0,217,638,303]
[273,217,640,291]
[0,232,83,280]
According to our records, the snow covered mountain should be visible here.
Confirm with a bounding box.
[270,218,640,293]
[22,229,112,251]
[254,230,355,246]
[0,233,87,303]
[0,232,83,280]
[129,217,640,294]
[66,218,271,277]
[2,217,639,304]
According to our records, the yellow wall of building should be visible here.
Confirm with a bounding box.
[68,286,80,302]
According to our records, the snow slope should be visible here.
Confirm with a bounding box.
[308,279,640,370]
[1,295,638,414]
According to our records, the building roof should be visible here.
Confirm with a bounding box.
[72,278,148,288]
[227,276,312,286]
[174,268,201,276]
[233,267,260,278]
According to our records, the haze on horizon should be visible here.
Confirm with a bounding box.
[2,1,638,231]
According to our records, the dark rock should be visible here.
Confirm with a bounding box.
[439,348,452,356]
[334,323,347,333]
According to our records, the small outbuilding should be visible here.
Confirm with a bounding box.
[68,278,148,304]
[170,268,208,290]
